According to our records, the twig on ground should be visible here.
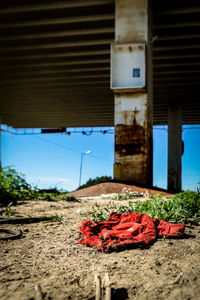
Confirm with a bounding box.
[95,274,102,300]
[95,273,111,300]
[103,273,111,300]
[35,284,43,300]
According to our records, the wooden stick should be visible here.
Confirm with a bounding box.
[35,284,43,300]
[104,273,111,300]
[95,274,102,300]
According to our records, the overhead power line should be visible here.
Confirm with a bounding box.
[33,135,82,154]
[33,135,112,162]
[0,126,114,136]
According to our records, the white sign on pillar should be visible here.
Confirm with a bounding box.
[111,43,146,92]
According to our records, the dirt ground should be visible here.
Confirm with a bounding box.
[72,182,172,198]
[0,196,200,300]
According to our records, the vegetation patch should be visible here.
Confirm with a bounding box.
[0,167,76,207]
[90,192,200,224]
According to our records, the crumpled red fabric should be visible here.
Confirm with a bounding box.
[78,212,185,252]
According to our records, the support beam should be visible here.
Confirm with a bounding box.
[0,27,114,41]
[154,21,200,30]
[154,44,200,52]
[0,0,114,14]
[0,116,2,169]
[0,58,110,69]
[0,74,109,84]
[1,66,110,77]
[168,105,182,192]
[155,6,200,16]
[0,38,112,51]
[113,0,153,186]
[0,49,110,61]
[153,53,200,60]
[0,14,114,29]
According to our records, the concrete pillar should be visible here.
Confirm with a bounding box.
[113,0,153,186]
[168,105,182,192]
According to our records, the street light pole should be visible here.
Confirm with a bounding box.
[79,150,91,187]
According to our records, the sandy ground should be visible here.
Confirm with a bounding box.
[72,182,172,198]
[0,197,200,300]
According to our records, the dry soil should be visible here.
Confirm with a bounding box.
[0,196,200,300]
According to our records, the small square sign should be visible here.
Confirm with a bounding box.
[133,68,140,78]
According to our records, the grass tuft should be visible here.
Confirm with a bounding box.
[90,191,200,224]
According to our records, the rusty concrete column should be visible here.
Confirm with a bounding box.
[168,105,182,192]
[112,0,153,186]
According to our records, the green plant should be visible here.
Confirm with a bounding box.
[38,212,63,223]
[0,167,37,206]
[0,167,69,206]
[36,192,58,201]
[0,202,15,217]
[89,191,200,224]
[47,212,63,222]
[61,193,78,202]
[90,206,111,222]
[197,183,200,194]
[117,192,143,200]
[131,192,200,224]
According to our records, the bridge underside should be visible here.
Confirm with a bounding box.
[0,0,200,128]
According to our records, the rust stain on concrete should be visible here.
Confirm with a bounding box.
[115,111,147,157]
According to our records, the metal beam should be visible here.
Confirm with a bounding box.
[0,49,110,61]
[0,83,110,93]
[155,6,200,16]
[2,67,110,77]
[0,14,115,29]
[153,53,200,60]
[0,74,109,84]
[154,44,200,51]
[0,86,113,95]
[0,58,110,69]
[154,69,200,75]
[2,111,114,116]
[0,80,110,88]
[154,61,200,68]
[157,33,200,41]
[0,0,114,14]
[154,21,200,30]
[154,82,200,87]
[0,27,114,41]
[0,38,112,51]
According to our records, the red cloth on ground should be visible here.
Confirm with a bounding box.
[78,212,185,252]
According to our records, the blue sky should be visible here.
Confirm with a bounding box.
[153,125,200,191]
[1,127,114,191]
[1,125,200,191]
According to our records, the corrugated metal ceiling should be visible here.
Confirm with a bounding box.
[0,0,199,127]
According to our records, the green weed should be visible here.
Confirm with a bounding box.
[90,206,111,222]
[0,167,37,206]
[116,192,143,200]
[89,191,200,224]
[39,212,63,223]
[0,167,73,206]
[0,202,15,217]
[60,193,78,202]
